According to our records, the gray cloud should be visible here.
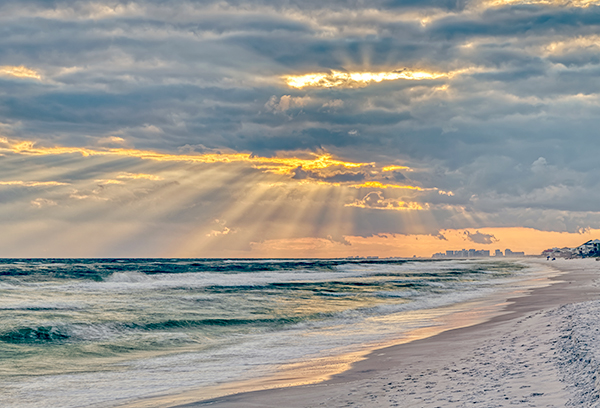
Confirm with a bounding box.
[2,0,600,254]
[464,230,497,245]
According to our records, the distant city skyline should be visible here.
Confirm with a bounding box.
[432,248,525,258]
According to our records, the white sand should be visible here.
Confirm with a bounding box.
[170,258,600,408]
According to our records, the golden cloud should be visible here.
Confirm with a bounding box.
[381,165,411,172]
[543,35,600,56]
[349,181,454,195]
[0,66,42,80]
[31,198,58,208]
[93,173,164,185]
[346,200,424,211]
[0,137,372,176]
[0,138,432,192]
[0,180,69,187]
[116,172,164,181]
[346,191,424,211]
[285,69,455,89]
[94,179,125,185]
[350,181,426,190]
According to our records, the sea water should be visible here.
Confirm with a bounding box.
[0,258,551,407]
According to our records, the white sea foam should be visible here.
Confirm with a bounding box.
[51,270,369,293]
[0,258,555,408]
[105,271,152,283]
[0,282,21,290]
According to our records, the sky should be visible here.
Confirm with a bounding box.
[2,0,600,257]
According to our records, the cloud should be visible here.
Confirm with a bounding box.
[531,157,547,174]
[382,165,411,172]
[350,181,429,191]
[206,219,236,237]
[0,137,371,178]
[265,95,312,112]
[284,69,456,89]
[322,99,344,109]
[485,0,600,7]
[95,179,125,185]
[0,66,41,80]
[290,165,369,183]
[464,230,498,244]
[434,232,448,240]
[30,198,57,208]
[97,136,127,146]
[0,180,69,187]
[116,172,163,181]
[346,191,424,211]
[3,0,600,255]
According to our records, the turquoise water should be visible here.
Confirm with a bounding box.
[0,258,542,407]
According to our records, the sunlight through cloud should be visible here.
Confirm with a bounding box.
[382,165,411,172]
[116,173,164,181]
[350,181,427,191]
[0,180,68,187]
[285,69,451,89]
[0,65,42,80]
[0,137,373,178]
[346,191,424,211]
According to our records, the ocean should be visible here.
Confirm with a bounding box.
[0,258,554,407]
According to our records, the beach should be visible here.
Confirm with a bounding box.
[6,1,600,407]
[176,258,600,408]
[2,258,597,408]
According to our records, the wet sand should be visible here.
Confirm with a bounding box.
[174,258,600,408]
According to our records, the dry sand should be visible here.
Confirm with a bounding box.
[173,258,600,408]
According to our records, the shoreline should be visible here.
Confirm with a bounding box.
[167,258,600,407]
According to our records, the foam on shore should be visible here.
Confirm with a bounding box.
[169,258,600,408]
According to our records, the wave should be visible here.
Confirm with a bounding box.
[0,316,316,345]
[0,258,410,282]
[139,317,305,330]
[0,303,83,311]
[105,271,152,283]
[0,326,71,344]
[0,258,547,408]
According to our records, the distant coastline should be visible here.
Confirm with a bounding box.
[432,248,525,258]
